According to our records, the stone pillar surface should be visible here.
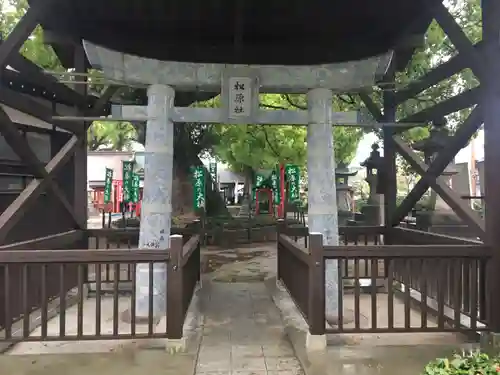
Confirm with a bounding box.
[136,84,175,317]
[307,88,339,319]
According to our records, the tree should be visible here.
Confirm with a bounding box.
[1,0,142,153]
[213,94,364,176]
[87,121,137,151]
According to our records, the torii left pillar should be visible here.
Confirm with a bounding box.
[136,84,175,318]
[307,88,340,335]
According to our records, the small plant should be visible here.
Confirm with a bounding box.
[422,351,500,375]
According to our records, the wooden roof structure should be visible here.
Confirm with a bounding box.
[32,0,436,67]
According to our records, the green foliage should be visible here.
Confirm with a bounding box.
[87,122,137,151]
[0,0,63,71]
[212,93,364,173]
[422,351,500,375]
[1,0,140,152]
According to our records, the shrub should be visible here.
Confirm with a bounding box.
[422,351,500,375]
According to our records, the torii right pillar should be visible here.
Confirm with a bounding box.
[307,88,340,328]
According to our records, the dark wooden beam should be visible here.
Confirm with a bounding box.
[399,87,480,124]
[0,85,116,242]
[7,53,87,109]
[395,41,486,105]
[358,92,383,122]
[0,0,54,72]
[424,0,487,83]
[0,0,60,78]
[393,136,485,238]
[0,135,80,242]
[0,86,78,133]
[0,105,84,232]
[86,85,119,116]
[391,107,483,226]
[382,65,398,236]
[72,45,88,242]
[481,0,500,332]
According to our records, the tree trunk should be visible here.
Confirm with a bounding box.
[174,151,229,217]
[238,167,253,217]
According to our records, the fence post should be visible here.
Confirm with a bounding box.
[276,219,286,280]
[193,218,205,245]
[192,219,202,285]
[167,234,184,339]
[307,232,326,351]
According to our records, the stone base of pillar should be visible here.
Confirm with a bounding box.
[120,308,162,325]
[306,332,327,352]
[325,309,356,327]
[165,337,188,354]
[480,332,500,354]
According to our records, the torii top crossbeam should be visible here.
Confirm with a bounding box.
[32,0,437,66]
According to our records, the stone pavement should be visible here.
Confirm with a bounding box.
[0,349,198,375]
[196,281,303,375]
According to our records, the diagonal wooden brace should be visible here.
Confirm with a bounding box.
[424,0,487,83]
[0,135,80,242]
[0,0,58,72]
[0,105,84,230]
[391,106,484,227]
[0,86,119,242]
[393,136,485,239]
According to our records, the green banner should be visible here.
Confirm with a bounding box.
[255,174,265,188]
[104,168,113,204]
[131,173,140,203]
[285,164,300,202]
[270,169,280,204]
[252,173,265,202]
[192,166,206,210]
[122,161,134,203]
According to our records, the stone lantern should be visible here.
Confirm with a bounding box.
[335,162,358,225]
[360,143,384,225]
[412,118,459,229]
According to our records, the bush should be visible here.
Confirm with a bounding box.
[422,351,500,375]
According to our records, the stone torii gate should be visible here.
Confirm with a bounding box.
[83,41,394,333]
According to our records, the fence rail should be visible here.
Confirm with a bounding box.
[277,224,491,336]
[0,233,200,344]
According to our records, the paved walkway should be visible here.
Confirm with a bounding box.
[196,281,303,375]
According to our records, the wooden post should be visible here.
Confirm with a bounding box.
[276,219,286,280]
[308,233,325,335]
[482,0,500,334]
[383,62,397,245]
[166,234,184,339]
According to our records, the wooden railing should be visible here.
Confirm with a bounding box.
[389,226,487,328]
[0,232,200,345]
[277,225,491,336]
[85,226,195,286]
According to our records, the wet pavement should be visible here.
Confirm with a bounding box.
[0,350,198,375]
[305,343,478,375]
[195,281,303,375]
